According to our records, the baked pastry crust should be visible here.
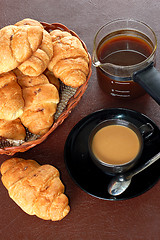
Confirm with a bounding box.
[14,69,59,135]
[0,71,24,120]
[16,19,53,76]
[0,25,43,74]
[14,68,49,88]
[48,29,89,87]
[0,119,26,140]
[15,18,44,29]
[21,104,57,135]
[1,158,70,221]
[23,84,59,110]
[21,84,59,135]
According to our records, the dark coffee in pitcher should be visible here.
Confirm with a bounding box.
[96,29,154,99]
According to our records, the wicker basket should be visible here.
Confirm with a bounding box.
[0,22,92,155]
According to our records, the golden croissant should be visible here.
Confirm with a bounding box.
[48,29,89,88]
[0,118,26,140]
[0,71,24,121]
[16,19,53,76]
[0,24,43,74]
[14,69,59,136]
[1,158,70,221]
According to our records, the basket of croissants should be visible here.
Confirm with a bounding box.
[0,18,92,155]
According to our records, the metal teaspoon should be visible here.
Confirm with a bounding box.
[108,151,160,196]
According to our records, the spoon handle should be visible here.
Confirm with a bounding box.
[126,152,160,179]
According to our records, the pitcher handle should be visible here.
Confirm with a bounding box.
[133,62,160,105]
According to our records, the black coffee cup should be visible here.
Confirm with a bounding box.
[88,119,154,175]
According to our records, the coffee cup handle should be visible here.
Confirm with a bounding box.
[133,62,160,105]
[139,123,154,140]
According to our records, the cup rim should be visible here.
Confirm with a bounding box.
[93,18,157,73]
[88,118,144,168]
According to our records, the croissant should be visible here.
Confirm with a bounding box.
[14,68,49,87]
[15,18,44,29]
[48,29,89,88]
[1,158,70,221]
[0,24,43,74]
[14,69,59,135]
[16,19,53,76]
[0,118,26,140]
[0,71,24,120]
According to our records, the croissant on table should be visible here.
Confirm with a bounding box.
[1,158,70,221]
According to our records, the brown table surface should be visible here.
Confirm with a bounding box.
[0,0,160,239]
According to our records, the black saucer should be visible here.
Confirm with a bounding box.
[64,108,160,200]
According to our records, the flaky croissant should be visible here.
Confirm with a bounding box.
[1,158,70,221]
[16,19,53,76]
[0,71,24,120]
[48,29,89,88]
[14,69,59,135]
[0,24,43,74]
[0,118,26,140]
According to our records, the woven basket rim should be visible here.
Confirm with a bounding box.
[0,22,92,155]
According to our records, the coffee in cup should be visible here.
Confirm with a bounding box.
[89,119,154,175]
[91,124,140,165]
